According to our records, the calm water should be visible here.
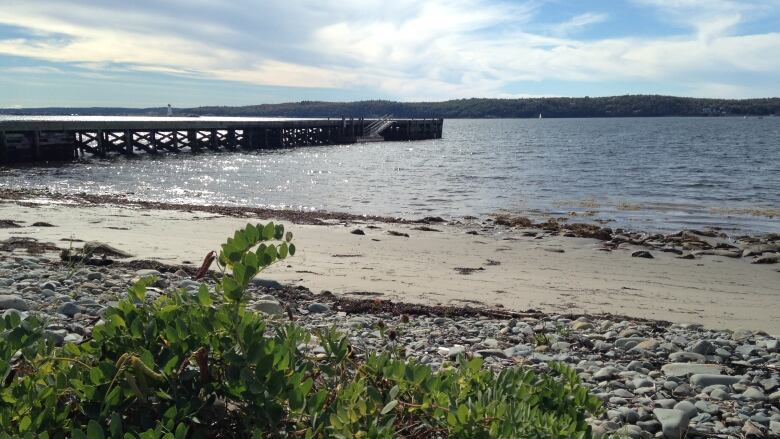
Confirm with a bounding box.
[1,117,779,234]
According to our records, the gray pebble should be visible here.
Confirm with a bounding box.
[57,302,81,317]
[307,302,330,314]
[0,294,33,311]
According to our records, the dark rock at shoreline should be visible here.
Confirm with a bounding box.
[31,222,56,227]
[742,244,780,257]
[0,237,59,254]
[83,241,133,258]
[694,249,741,258]
[493,214,534,228]
[752,255,778,264]
[0,219,22,228]
[454,267,485,275]
[631,250,653,259]
[350,229,365,235]
[412,226,441,232]
[565,224,613,241]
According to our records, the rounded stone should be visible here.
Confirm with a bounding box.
[307,302,330,313]
[0,294,32,311]
[654,408,690,439]
[742,387,766,401]
[690,374,742,388]
[253,300,284,315]
[57,302,81,317]
[594,366,619,380]
[710,388,731,400]
[673,400,698,420]
[41,281,60,291]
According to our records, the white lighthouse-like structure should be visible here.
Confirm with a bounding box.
[166,104,173,116]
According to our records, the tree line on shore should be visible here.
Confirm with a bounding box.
[3,95,779,118]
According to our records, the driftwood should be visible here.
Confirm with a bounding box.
[60,249,113,266]
[82,241,133,258]
[195,251,216,280]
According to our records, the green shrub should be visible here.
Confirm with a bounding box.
[0,222,602,438]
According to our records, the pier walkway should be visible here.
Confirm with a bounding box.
[0,117,443,163]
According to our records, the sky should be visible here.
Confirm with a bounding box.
[0,0,779,107]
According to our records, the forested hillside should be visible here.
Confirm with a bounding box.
[3,95,778,118]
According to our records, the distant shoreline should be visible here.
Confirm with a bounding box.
[2,94,779,118]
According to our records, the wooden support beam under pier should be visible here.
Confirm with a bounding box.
[32,131,40,161]
[0,131,6,163]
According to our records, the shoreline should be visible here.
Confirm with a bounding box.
[2,187,778,240]
[1,191,778,333]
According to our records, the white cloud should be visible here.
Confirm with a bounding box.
[553,13,609,36]
[0,65,65,74]
[0,0,778,99]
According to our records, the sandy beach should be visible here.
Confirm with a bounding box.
[2,198,777,333]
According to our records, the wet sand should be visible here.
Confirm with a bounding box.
[2,199,778,333]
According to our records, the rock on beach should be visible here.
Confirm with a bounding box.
[0,294,33,311]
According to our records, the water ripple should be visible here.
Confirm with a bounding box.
[1,117,779,234]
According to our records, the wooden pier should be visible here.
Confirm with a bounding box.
[0,117,443,164]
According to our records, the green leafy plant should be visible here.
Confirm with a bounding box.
[0,222,602,438]
[556,323,572,338]
[533,332,552,347]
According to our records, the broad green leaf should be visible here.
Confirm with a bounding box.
[388,385,400,400]
[265,244,277,262]
[278,242,288,259]
[129,277,154,301]
[262,222,275,240]
[299,377,314,395]
[89,367,104,385]
[457,404,468,423]
[197,285,212,307]
[222,277,243,302]
[174,424,187,439]
[19,416,31,432]
[381,400,398,415]
[244,252,259,271]
[233,263,247,285]
[110,413,122,438]
[467,357,483,373]
[245,223,259,243]
[233,230,249,251]
[87,420,105,439]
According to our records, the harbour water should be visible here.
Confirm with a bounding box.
[1,117,778,234]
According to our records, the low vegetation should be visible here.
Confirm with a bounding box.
[0,223,602,438]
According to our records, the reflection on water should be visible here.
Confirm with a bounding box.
[1,117,779,234]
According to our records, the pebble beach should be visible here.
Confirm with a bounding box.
[1,193,779,438]
[0,254,779,438]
